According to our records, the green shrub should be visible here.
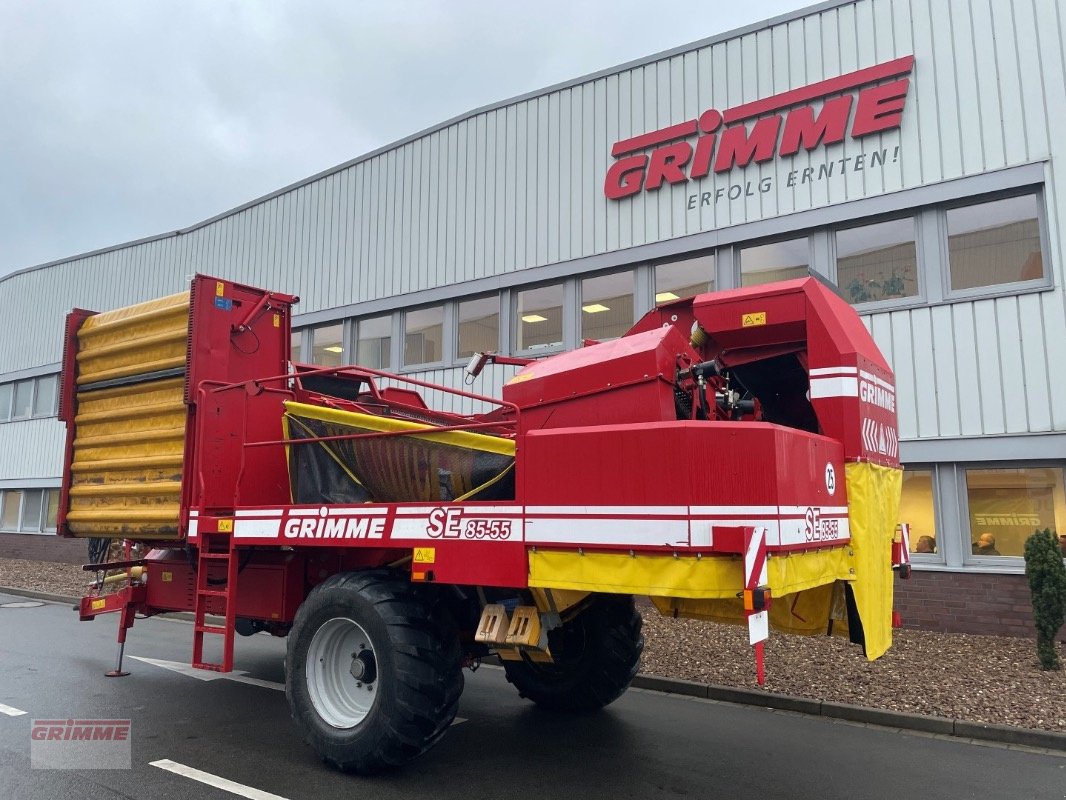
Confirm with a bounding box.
[1023,528,1066,670]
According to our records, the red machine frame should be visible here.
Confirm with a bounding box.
[61,273,902,674]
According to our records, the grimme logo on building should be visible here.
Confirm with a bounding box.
[603,55,913,202]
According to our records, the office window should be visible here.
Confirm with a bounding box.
[356,316,392,370]
[458,296,500,358]
[901,469,938,554]
[310,323,344,367]
[12,380,33,420]
[33,375,57,417]
[1,490,22,530]
[740,237,809,287]
[404,305,444,366]
[0,383,12,422]
[20,490,42,532]
[516,283,564,351]
[966,466,1065,558]
[837,218,919,304]
[655,254,715,303]
[948,194,1044,291]
[581,271,634,342]
[291,328,304,360]
[44,489,60,532]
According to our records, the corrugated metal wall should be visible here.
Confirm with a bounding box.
[1,0,1065,482]
[865,291,1066,440]
[0,419,66,482]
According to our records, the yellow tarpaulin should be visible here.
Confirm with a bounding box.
[843,461,903,660]
[528,460,902,660]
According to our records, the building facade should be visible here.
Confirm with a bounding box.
[2,0,1064,635]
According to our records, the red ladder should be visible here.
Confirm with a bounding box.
[192,527,238,672]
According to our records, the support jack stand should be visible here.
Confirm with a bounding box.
[105,600,138,677]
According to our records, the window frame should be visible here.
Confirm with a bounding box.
[401,303,449,371]
[19,489,44,533]
[308,321,347,367]
[32,374,58,418]
[833,213,927,313]
[454,294,502,365]
[0,382,12,423]
[652,252,717,305]
[43,489,59,533]
[10,379,35,421]
[939,187,1053,303]
[955,460,1066,567]
[900,464,944,564]
[735,233,814,288]
[352,313,396,371]
[513,280,569,358]
[0,489,23,531]
[579,269,637,343]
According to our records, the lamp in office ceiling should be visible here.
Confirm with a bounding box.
[581,303,610,313]
[655,291,680,302]
[324,346,343,353]
[521,314,548,323]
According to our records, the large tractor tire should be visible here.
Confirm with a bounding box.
[503,594,643,711]
[285,570,463,774]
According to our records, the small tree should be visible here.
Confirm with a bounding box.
[1023,529,1066,670]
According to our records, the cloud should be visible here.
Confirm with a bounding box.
[0,0,800,274]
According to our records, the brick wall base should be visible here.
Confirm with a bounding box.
[0,532,87,565]
[894,569,1040,639]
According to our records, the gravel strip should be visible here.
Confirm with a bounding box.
[0,557,114,598]
[641,612,1066,732]
[4,556,1065,733]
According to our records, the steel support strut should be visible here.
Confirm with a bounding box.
[105,602,138,677]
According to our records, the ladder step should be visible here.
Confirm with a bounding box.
[196,589,229,598]
[199,553,232,560]
[192,662,225,672]
[195,624,227,635]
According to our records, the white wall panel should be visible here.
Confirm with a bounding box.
[867,289,1066,441]
[0,419,66,482]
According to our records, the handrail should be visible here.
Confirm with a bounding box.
[191,364,518,466]
[203,362,520,419]
[247,418,515,449]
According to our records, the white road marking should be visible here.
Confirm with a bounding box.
[452,716,467,726]
[0,703,27,716]
[151,759,289,800]
[130,656,284,692]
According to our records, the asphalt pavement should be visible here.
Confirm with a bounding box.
[1,591,1064,800]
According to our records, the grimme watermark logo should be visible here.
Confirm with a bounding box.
[30,718,132,769]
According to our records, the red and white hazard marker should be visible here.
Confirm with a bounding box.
[743,526,770,686]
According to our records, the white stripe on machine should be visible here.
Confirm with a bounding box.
[808,376,859,398]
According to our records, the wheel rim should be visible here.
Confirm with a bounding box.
[306,617,380,729]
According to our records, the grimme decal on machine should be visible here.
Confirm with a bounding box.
[282,509,387,540]
[603,55,913,204]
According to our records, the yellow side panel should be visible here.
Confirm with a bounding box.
[76,292,190,385]
[649,584,838,636]
[528,547,852,600]
[844,461,903,660]
[66,375,186,539]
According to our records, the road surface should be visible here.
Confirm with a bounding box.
[1,592,1063,799]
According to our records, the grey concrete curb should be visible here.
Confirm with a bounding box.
[5,585,1064,752]
[631,674,1066,752]
[0,587,78,605]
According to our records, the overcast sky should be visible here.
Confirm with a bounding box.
[1,0,803,276]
